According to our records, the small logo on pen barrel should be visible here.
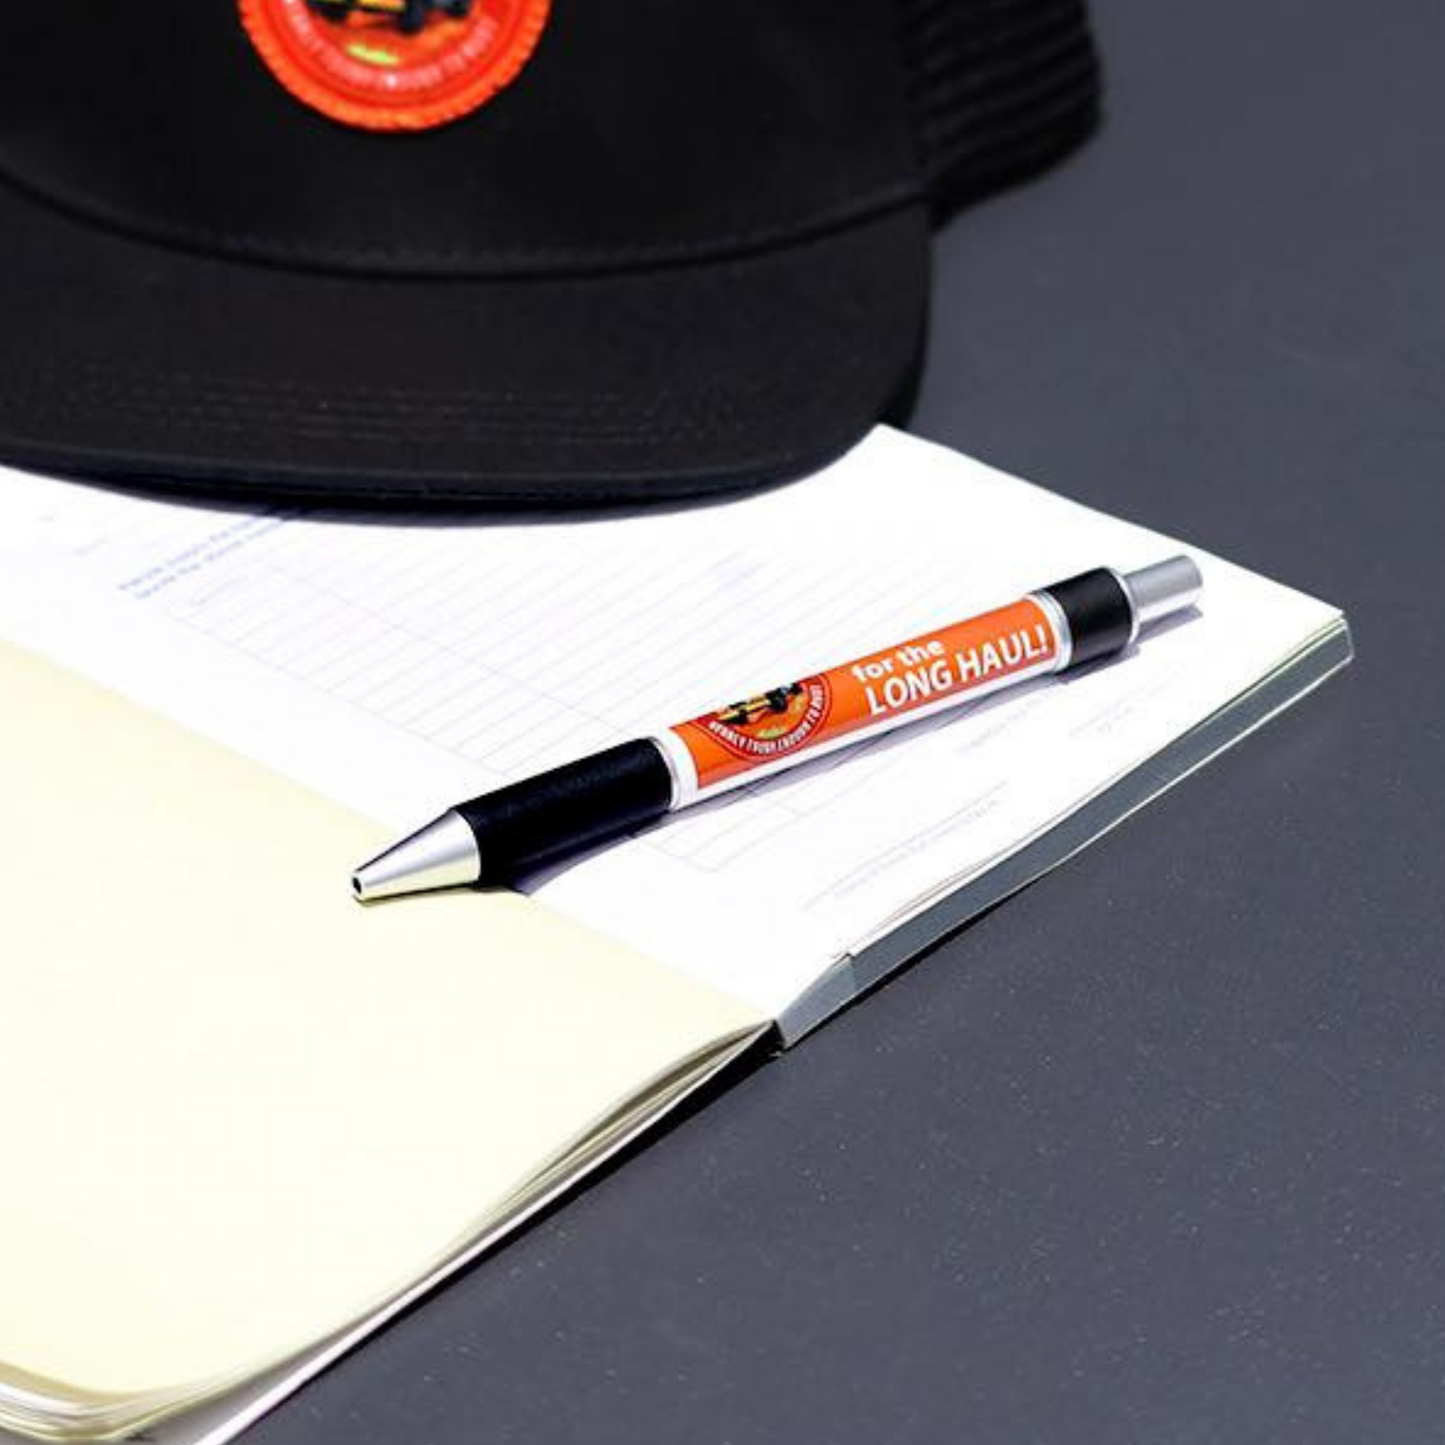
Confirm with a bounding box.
[694,677,832,760]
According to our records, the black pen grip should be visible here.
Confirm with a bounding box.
[1041,568,1135,669]
[457,739,674,885]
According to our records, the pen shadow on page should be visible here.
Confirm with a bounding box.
[515,607,1201,893]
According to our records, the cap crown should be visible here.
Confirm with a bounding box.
[0,0,1095,277]
[0,0,921,275]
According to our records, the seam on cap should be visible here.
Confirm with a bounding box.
[0,433,849,507]
[0,161,925,282]
[0,382,861,504]
[0,360,773,447]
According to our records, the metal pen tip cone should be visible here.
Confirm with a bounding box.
[350,810,481,902]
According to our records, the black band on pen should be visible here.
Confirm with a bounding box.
[456,738,673,885]
[1042,568,1135,671]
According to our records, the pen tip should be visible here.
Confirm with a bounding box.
[350,856,393,903]
[350,810,482,902]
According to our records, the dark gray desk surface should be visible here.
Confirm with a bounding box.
[254,3,1445,1442]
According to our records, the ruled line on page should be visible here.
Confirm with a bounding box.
[12,478,999,875]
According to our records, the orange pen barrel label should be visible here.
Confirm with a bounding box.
[670,597,1062,796]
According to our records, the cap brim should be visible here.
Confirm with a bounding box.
[0,177,928,504]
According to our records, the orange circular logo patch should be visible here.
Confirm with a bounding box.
[239,0,550,132]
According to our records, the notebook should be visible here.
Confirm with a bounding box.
[0,427,1350,1443]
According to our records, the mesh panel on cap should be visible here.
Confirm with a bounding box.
[900,0,1101,215]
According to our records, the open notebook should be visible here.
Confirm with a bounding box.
[0,428,1349,1443]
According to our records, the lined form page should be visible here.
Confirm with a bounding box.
[0,429,1341,1015]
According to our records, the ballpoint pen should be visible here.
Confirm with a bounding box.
[353,556,1202,901]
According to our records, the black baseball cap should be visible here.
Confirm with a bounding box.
[0,1,1097,504]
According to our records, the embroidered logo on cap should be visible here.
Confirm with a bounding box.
[239,0,550,132]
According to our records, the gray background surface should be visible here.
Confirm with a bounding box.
[255,2,1445,1441]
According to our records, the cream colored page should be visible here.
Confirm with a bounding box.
[0,644,763,1403]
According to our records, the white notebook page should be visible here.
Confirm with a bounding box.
[0,428,1340,1016]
